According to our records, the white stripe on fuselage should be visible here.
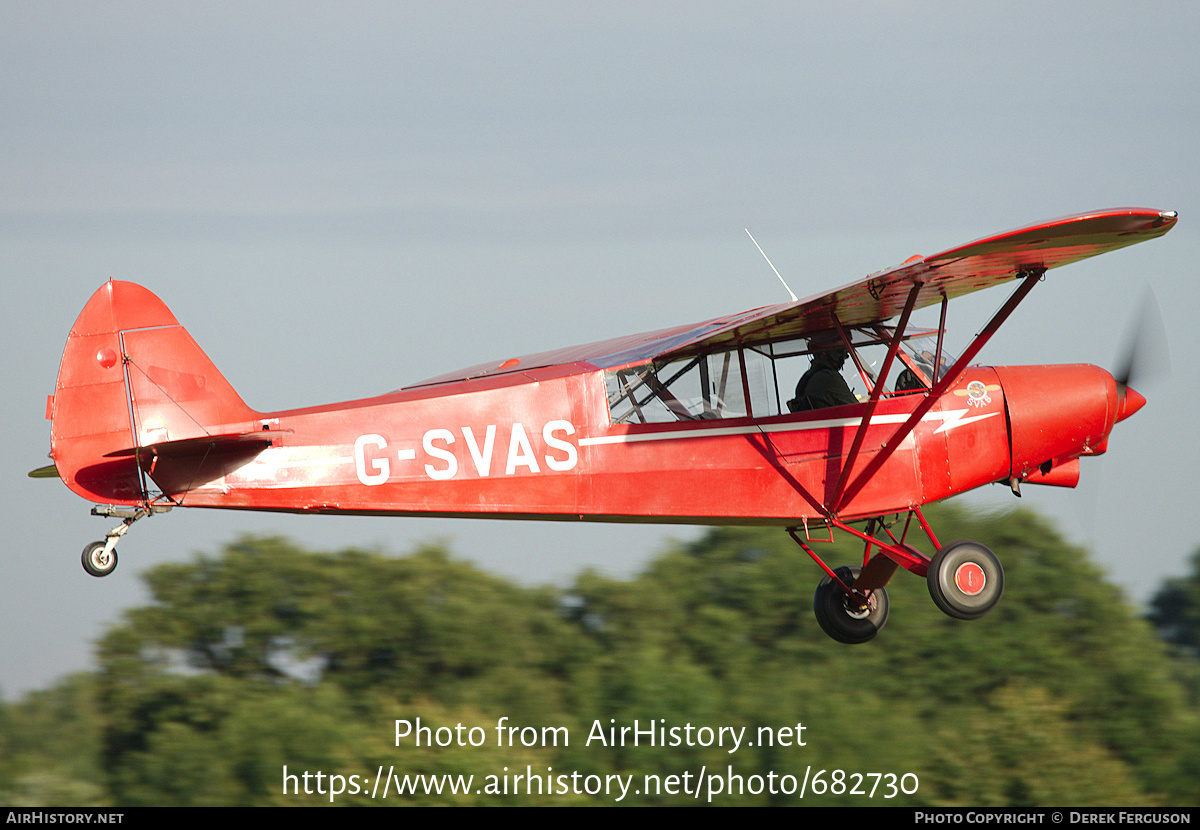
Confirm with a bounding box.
[577,409,998,446]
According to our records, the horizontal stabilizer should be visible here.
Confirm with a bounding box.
[28,464,60,479]
[110,428,288,498]
[102,428,288,458]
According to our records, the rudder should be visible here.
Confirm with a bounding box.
[50,280,260,505]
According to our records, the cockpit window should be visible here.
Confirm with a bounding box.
[603,327,955,425]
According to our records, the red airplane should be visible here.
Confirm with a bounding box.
[33,208,1176,643]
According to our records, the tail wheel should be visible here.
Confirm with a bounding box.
[927,541,1003,620]
[813,566,889,644]
[81,541,118,578]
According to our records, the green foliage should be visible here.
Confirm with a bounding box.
[102,537,573,710]
[4,504,1199,805]
[1148,547,1200,654]
[0,674,108,806]
[921,683,1154,807]
[1144,547,1200,796]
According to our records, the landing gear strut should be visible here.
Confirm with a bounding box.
[789,509,1005,643]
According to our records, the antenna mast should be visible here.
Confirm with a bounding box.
[745,229,797,302]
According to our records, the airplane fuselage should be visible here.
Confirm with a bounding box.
[156,361,1113,525]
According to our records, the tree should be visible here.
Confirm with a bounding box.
[1148,547,1200,654]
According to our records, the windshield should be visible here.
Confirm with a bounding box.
[898,336,957,388]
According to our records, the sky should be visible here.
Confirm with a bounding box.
[3,1,1199,698]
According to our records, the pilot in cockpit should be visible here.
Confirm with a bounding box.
[788,332,858,412]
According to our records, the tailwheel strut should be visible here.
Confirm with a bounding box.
[81,504,172,578]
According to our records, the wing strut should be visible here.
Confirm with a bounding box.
[825,282,922,512]
[932,295,948,385]
[833,267,1044,514]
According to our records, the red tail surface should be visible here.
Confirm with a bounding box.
[50,280,260,505]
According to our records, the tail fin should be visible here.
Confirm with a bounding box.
[50,280,261,505]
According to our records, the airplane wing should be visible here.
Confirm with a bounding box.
[408,208,1175,386]
[651,207,1177,361]
[405,315,750,387]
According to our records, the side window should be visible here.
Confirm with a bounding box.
[605,351,749,424]
[743,339,864,416]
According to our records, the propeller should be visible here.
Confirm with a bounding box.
[1112,287,1169,422]
[1072,287,1169,536]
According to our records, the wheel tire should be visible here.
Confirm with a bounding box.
[813,566,889,644]
[927,540,1003,620]
[81,541,118,578]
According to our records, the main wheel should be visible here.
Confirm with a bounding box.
[813,566,889,644]
[81,541,118,578]
[927,541,1003,620]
